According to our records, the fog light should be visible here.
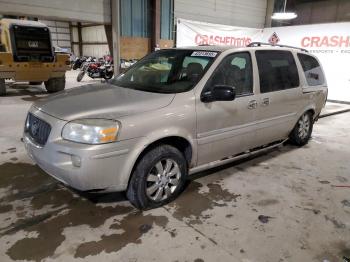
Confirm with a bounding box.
[71,155,81,167]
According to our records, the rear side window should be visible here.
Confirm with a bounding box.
[297,54,325,86]
[256,50,299,93]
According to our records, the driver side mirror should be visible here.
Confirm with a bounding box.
[201,85,236,103]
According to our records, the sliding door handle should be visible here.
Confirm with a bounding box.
[262,98,270,106]
[248,100,258,109]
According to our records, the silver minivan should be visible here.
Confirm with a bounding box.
[23,43,328,209]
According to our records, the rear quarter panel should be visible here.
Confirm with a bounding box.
[294,51,328,119]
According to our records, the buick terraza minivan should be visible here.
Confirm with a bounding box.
[24,43,328,209]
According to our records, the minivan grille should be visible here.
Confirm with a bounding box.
[25,113,51,146]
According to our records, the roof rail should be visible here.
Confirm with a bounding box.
[247,42,308,53]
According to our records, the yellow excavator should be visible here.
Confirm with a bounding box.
[0,19,70,96]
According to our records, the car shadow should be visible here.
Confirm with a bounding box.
[76,190,128,204]
[4,83,48,101]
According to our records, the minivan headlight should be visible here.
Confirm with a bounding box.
[62,119,120,144]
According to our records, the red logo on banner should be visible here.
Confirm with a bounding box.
[269,32,280,45]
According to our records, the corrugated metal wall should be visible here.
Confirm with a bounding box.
[0,0,111,23]
[174,0,268,28]
[82,26,109,58]
[71,25,109,58]
[39,20,71,51]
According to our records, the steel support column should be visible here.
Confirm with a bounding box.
[111,0,121,75]
[152,0,161,51]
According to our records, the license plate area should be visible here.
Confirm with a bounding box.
[29,62,42,68]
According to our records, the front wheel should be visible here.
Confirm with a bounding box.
[0,79,6,96]
[127,145,187,210]
[289,111,313,146]
[44,77,65,93]
[76,71,85,82]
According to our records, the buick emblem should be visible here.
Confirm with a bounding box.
[31,120,40,136]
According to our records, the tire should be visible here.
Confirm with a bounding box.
[127,145,188,210]
[76,71,85,82]
[289,111,313,146]
[29,82,43,85]
[44,77,66,93]
[103,70,114,80]
[0,79,6,96]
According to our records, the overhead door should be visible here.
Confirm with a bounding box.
[174,0,267,29]
[0,0,111,23]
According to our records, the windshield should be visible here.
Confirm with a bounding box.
[112,49,219,93]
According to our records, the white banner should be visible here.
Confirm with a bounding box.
[177,19,350,102]
[176,19,263,48]
[262,24,350,102]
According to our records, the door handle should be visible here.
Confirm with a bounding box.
[262,98,270,106]
[248,100,258,110]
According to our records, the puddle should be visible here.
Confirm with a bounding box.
[0,163,169,261]
[74,212,168,258]
[0,163,55,203]
[0,204,12,213]
[168,181,240,225]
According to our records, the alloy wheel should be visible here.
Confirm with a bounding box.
[298,113,310,139]
[146,159,181,202]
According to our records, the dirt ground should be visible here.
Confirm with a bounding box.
[0,71,349,262]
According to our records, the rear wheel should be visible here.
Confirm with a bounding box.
[0,79,6,96]
[103,70,114,80]
[289,111,313,146]
[29,81,43,85]
[127,145,187,210]
[44,77,65,93]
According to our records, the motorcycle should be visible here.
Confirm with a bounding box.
[72,56,98,70]
[76,60,114,82]
[72,56,87,70]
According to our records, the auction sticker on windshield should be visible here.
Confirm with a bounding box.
[191,51,218,57]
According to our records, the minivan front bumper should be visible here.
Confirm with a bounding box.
[23,108,138,192]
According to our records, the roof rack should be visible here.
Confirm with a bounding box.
[247,42,308,53]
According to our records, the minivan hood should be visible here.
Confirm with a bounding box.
[34,83,175,121]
